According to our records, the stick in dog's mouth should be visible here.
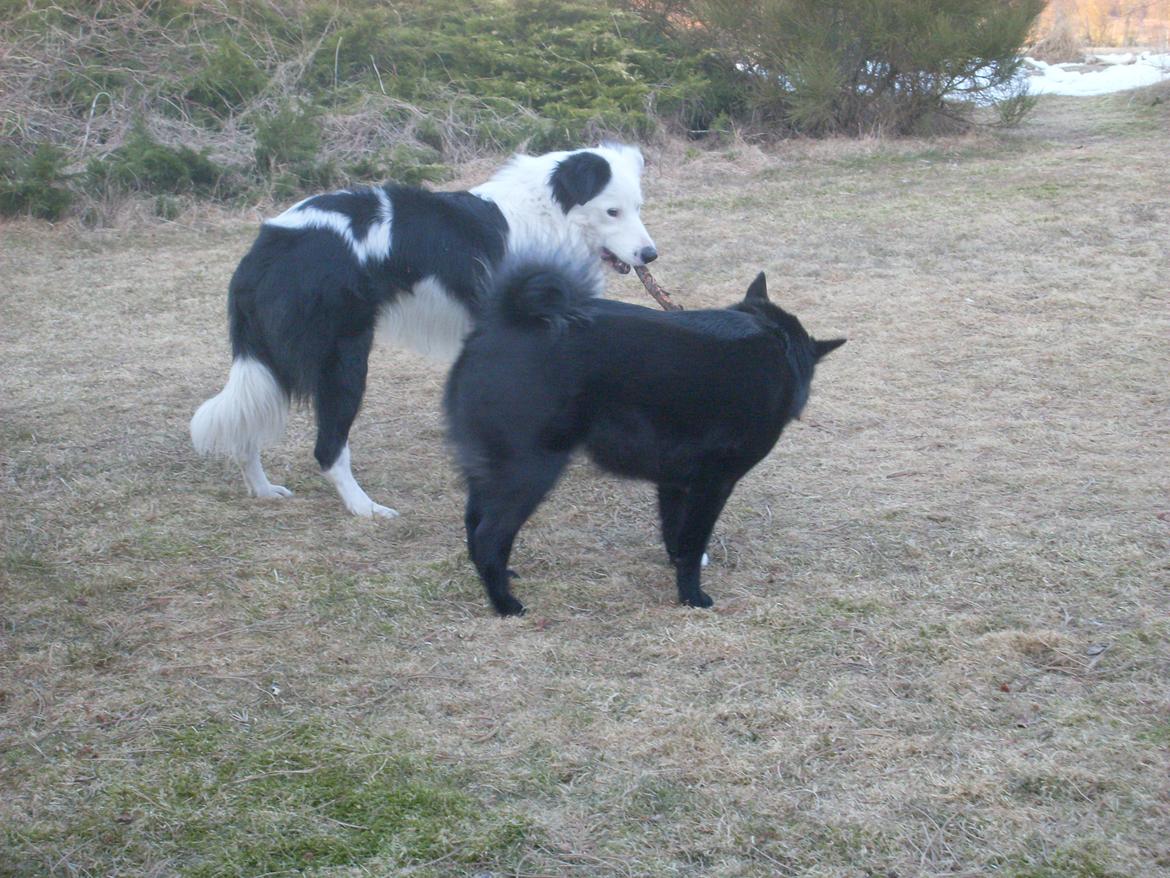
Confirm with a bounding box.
[601,248,632,275]
[634,265,684,311]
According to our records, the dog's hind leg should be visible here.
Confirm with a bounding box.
[469,500,528,617]
[671,475,738,608]
[466,490,524,584]
[241,451,292,499]
[314,332,398,518]
[468,453,567,616]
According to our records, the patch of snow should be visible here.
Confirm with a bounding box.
[736,51,1170,103]
[1021,51,1170,97]
[1092,52,1136,65]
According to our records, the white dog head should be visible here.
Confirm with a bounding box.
[548,143,657,275]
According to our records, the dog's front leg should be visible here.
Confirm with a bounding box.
[660,483,712,569]
[675,555,712,608]
[671,475,738,608]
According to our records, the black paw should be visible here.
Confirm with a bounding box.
[681,590,713,609]
[492,595,526,617]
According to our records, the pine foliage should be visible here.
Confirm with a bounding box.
[690,0,1044,135]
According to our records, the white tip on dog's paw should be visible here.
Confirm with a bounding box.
[701,553,709,567]
[256,485,293,499]
[347,499,400,518]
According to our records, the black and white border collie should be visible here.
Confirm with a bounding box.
[191,144,657,517]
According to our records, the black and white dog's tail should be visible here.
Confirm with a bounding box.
[189,357,287,461]
[190,275,289,482]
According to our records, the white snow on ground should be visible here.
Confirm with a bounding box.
[1021,51,1170,96]
[740,51,1169,102]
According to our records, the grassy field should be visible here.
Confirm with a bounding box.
[2,89,1169,877]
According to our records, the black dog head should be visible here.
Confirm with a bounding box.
[741,272,845,361]
[737,271,845,418]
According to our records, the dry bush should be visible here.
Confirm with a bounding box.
[1031,8,1086,62]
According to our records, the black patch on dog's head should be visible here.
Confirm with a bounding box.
[550,152,612,214]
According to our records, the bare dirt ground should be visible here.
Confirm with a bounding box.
[2,91,1169,877]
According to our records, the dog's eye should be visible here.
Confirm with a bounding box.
[607,208,620,218]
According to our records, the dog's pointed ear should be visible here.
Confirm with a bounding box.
[813,337,846,361]
[745,272,768,304]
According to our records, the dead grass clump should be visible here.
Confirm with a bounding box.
[1031,11,1087,62]
[976,629,1085,673]
[1139,78,1170,105]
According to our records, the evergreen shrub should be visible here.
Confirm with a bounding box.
[681,0,1044,135]
[0,143,74,220]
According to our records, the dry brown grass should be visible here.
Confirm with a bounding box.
[2,91,1170,877]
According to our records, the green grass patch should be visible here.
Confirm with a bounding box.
[1010,772,1111,804]
[2,718,536,877]
[1137,720,1170,747]
[183,39,268,123]
[823,595,886,618]
[1,551,56,583]
[1002,845,1135,878]
[735,817,898,874]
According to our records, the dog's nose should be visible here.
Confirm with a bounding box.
[639,246,658,264]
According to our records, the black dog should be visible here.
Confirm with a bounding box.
[445,253,844,616]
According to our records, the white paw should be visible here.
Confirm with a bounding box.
[255,485,293,499]
[701,553,709,567]
[348,499,399,519]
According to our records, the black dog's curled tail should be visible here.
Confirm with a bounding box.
[499,268,585,330]
[490,239,603,331]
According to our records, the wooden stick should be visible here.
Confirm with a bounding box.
[634,265,684,311]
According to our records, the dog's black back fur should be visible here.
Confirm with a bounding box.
[230,187,508,399]
[445,254,844,616]
[228,186,508,470]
